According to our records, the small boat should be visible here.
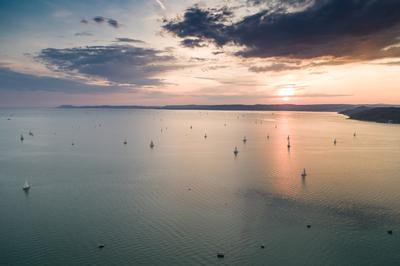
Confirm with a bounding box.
[123,139,127,145]
[150,140,155,149]
[301,168,307,178]
[20,134,24,142]
[29,130,34,137]
[217,253,225,258]
[204,133,207,139]
[233,146,239,156]
[267,134,269,140]
[287,135,290,141]
[243,136,247,143]
[22,181,30,191]
[190,125,192,129]
[287,140,291,149]
[334,138,337,145]
[353,132,356,137]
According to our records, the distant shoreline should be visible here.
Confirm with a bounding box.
[58,104,400,124]
[59,104,359,112]
[339,106,400,124]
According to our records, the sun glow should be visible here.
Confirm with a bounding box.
[278,86,296,101]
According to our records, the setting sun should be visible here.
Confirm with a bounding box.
[278,86,296,101]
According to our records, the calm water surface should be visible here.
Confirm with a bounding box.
[1,109,400,265]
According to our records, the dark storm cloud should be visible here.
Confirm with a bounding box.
[163,0,400,60]
[0,66,124,94]
[114,37,145,43]
[36,45,177,86]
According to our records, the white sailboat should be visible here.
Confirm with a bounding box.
[22,181,30,191]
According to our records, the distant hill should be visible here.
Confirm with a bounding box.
[59,104,356,112]
[340,106,400,124]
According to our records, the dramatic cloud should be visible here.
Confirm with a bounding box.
[163,5,234,48]
[36,45,177,86]
[115,38,145,43]
[92,16,120,28]
[0,66,123,94]
[164,0,400,61]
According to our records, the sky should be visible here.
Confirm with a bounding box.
[0,0,399,107]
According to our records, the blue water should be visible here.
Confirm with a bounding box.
[1,109,400,265]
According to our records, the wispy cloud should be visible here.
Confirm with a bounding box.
[114,38,145,43]
[0,66,125,94]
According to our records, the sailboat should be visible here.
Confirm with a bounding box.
[287,139,291,149]
[22,181,30,191]
[20,134,24,142]
[204,133,207,139]
[29,130,34,137]
[243,136,247,143]
[233,146,239,156]
[150,140,155,149]
[123,139,127,145]
[301,168,307,178]
[334,138,337,145]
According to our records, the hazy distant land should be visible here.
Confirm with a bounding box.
[59,104,400,124]
[59,104,356,111]
[340,106,400,124]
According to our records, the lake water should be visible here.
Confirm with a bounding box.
[1,109,400,266]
